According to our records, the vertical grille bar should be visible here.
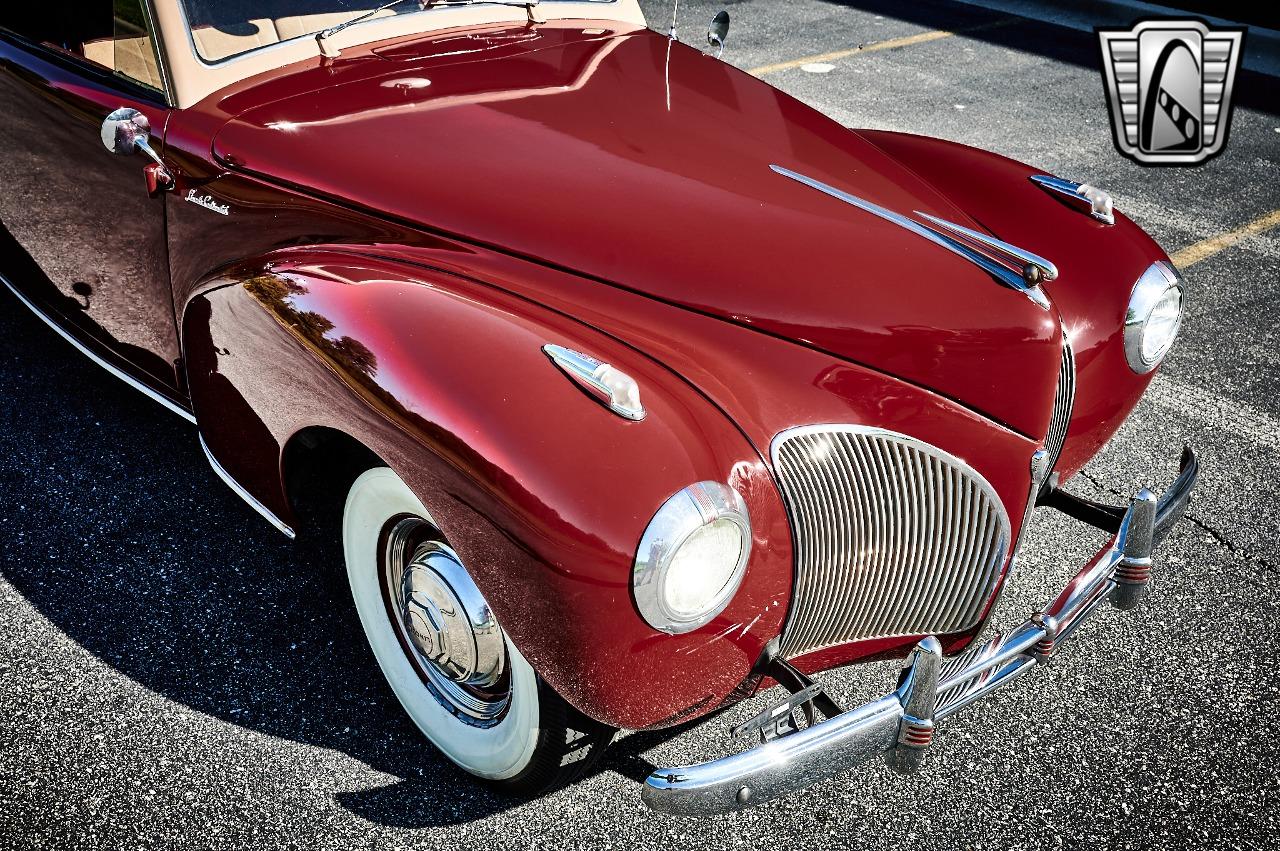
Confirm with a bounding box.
[1044,341,1076,473]
[772,426,1012,657]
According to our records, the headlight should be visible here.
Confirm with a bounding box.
[633,482,752,634]
[1124,261,1185,373]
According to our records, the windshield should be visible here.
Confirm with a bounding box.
[179,1,612,63]
[179,1,415,61]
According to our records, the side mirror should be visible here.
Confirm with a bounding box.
[101,107,153,156]
[101,107,173,188]
[707,11,730,58]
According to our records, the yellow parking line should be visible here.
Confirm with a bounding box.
[1170,209,1280,268]
[748,19,1015,77]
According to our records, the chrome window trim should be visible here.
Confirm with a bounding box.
[175,10,331,69]
[0,18,170,107]
[140,0,177,105]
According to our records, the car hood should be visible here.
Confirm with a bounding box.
[211,23,1061,437]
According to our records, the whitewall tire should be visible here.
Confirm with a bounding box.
[342,467,614,792]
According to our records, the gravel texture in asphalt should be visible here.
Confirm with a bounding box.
[1,1,1277,848]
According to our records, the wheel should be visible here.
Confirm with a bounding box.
[342,467,615,794]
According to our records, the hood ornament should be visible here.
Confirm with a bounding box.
[771,165,1055,309]
[1030,175,1115,225]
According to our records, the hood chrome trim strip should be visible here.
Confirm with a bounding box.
[913,211,1058,282]
[770,164,1052,310]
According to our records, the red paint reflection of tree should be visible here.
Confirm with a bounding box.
[243,273,378,380]
[329,335,378,379]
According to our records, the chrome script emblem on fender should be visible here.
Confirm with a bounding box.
[1097,20,1245,165]
[185,189,231,216]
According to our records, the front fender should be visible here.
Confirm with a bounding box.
[181,249,792,730]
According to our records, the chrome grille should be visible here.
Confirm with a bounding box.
[1044,341,1076,472]
[772,426,1012,657]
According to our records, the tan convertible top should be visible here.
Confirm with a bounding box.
[149,0,646,107]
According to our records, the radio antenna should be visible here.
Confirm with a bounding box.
[665,0,680,111]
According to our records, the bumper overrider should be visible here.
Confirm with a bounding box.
[642,447,1199,816]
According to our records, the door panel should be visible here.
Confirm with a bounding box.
[0,32,181,394]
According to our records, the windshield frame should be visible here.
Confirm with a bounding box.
[176,0,621,66]
[150,0,643,108]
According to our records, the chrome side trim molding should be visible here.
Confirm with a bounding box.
[770,165,1052,310]
[199,434,296,539]
[2,273,295,540]
[1030,175,1115,225]
[0,272,196,424]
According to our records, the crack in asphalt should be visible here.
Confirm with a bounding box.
[1073,470,1275,575]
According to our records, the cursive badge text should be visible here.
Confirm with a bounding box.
[185,189,231,216]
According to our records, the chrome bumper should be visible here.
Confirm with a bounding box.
[642,448,1199,816]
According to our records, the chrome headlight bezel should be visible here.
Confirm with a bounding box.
[632,482,752,635]
[1124,261,1185,374]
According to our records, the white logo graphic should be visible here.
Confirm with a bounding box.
[1098,20,1245,165]
[185,189,231,216]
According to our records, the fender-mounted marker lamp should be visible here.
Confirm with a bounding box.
[543,344,646,421]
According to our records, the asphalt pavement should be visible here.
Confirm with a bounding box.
[2,1,1278,848]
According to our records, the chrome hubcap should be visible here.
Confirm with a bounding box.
[382,518,511,726]
[401,543,506,688]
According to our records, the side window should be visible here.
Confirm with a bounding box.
[87,2,166,94]
[0,3,164,96]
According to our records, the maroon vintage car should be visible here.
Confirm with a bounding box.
[0,0,1196,815]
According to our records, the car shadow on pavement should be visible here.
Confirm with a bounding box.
[333,724,695,828]
[0,287,692,828]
